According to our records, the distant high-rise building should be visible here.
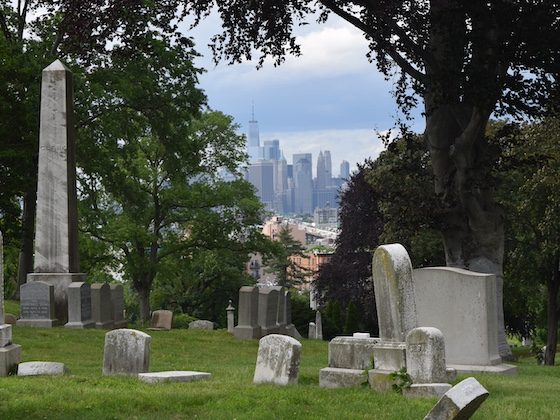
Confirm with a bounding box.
[293,153,313,215]
[316,151,327,190]
[340,160,350,179]
[247,108,262,163]
[246,161,274,210]
[324,150,332,185]
[263,139,281,161]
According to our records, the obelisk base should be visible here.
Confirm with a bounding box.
[0,344,21,376]
[27,273,87,324]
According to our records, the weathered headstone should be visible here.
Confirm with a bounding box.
[258,287,280,336]
[0,232,22,376]
[17,281,58,327]
[110,284,127,328]
[91,283,113,329]
[253,334,301,385]
[65,282,94,329]
[139,371,211,384]
[369,244,415,392]
[404,327,453,399]
[315,310,323,340]
[372,244,417,342]
[233,286,261,339]
[424,377,489,420]
[189,320,214,330]
[27,60,87,324]
[308,322,316,339]
[275,286,286,331]
[103,329,151,376]
[413,267,515,374]
[226,300,235,333]
[18,361,67,376]
[149,310,172,330]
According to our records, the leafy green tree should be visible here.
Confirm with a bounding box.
[265,226,309,288]
[495,119,560,365]
[186,0,560,359]
[77,34,267,321]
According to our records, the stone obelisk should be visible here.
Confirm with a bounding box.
[0,232,22,375]
[26,60,86,325]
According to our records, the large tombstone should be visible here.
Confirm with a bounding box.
[110,284,127,328]
[258,287,280,336]
[65,282,94,329]
[372,244,417,342]
[91,283,113,329]
[233,286,261,339]
[253,334,301,385]
[17,281,58,327]
[103,329,151,376]
[27,60,86,324]
[0,232,22,376]
[413,267,516,373]
[369,244,415,391]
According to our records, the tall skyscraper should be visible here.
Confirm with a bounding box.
[246,161,274,210]
[247,107,262,163]
[316,151,327,190]
[263,139,281,161]
[340,160,350,179]
[324,150,332,185]
[293,153,313,215]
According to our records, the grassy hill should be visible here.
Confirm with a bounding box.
[1,304,559,419]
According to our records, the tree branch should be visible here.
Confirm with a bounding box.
[0,10,13,42]
[319,0,427,83]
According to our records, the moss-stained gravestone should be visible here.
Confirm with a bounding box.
[103,329,151,376]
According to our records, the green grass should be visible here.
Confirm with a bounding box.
[1,303,559,419]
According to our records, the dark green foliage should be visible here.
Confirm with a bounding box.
[322,300,343,340]
[172,313,198,329]
[264,226,309,288]
[289,292,314,338]
[343,302,360,335]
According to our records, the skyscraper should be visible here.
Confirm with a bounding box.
[246,161,274,210]
[263,139,281,161]
[293,153,313,215]
[247,108,262,163]
[324,150,332,186]
[340,160,350,179]
[316,151,327,190]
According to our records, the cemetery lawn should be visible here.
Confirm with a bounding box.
[0,321,557,418]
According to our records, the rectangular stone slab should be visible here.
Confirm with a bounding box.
[138,371,211,384]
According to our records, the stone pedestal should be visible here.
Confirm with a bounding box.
[0,344,22,376]
[226,300,235,333]
[91,283,114,329]
[258,287,280,336]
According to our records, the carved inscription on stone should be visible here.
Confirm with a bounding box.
[20,282,53,319]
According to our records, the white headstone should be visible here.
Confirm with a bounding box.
[103,329,151,376]
[372,244,417,342]
[315,311,323,340]
[139,371,211,384]
[406,327,449,384]
[253,334,301,385]
[424,377,489,420]
[18,361,66,376]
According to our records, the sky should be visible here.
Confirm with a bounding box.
[181,12,424,176]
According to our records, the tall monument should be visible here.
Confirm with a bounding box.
[27,60,86,324]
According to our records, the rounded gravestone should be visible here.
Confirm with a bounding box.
[103,329,151,376]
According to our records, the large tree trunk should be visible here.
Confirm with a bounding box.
[16,189,36,299]
[424,103,511,359]
[544,257,559,366]
[137,285,151,323]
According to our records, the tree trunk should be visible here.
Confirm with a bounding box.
[544,258,559,366]
[138,285,151,323]
[16,189,36,299]
[424,103,511,359]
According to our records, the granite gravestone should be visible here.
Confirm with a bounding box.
[91,283,113,329]
[226,300,235,333]
[258,287,280,336]
[0,232,22,376]
[27,60,86,325]
[65,282,94,329]
[110,284,127,328]
[17,281,58,327]
[233,286,261,339]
